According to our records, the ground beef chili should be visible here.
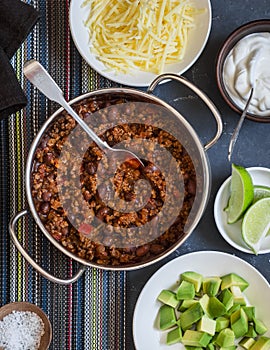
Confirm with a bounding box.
[31,95,197,267]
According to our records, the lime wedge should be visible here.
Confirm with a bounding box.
[254,186,270,236]
[225,164,254,224]
[253,185,270,203]
[242,197,270,254]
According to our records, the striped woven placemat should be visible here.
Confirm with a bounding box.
[0,1,126,349]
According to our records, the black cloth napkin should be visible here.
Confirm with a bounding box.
[0,0,40,120]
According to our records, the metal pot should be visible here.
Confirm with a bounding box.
[9,74,223,284]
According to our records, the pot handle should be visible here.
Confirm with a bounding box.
[9,209,87,285]
[147,73,223,151]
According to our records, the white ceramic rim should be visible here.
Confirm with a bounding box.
[214,167,270,254]
[69,0,212,87]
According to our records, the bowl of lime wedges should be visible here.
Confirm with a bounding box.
[214,165,270,254]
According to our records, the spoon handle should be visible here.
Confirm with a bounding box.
[23,59,109,150]
[228,88,254,162]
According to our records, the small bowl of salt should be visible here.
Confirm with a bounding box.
[0,302,52,350]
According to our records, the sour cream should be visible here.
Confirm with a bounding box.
[223,32,270,116]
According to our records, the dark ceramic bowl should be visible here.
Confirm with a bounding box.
[216,19,270,123]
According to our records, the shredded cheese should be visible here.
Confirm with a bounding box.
[82,0,204,74]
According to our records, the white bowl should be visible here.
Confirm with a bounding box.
[214,167,270,254]
[69,0,212,87]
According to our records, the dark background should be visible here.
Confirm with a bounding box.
[127,1,270,348]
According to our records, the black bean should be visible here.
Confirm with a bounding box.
[96,207,110,220]
[136,244,150,257]
[86,162,97,175]
[40,202,50,214]
[42,191,52,202]
[187,179,196,195]
[150,244,164,255]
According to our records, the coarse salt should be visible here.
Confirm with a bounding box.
[0,310,45,350]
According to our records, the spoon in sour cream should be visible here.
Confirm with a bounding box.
[227,47,260,162]
[228,86,254,162]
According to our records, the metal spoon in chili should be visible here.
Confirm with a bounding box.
[23,59,144,168]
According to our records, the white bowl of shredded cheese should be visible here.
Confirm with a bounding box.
[69,0,212,87]
[0,302,52,350]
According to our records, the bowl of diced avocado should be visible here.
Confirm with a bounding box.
[133,251,270,349]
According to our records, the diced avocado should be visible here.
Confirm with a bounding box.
[211,332,218,345]
[239,337,256,350]
[221,273,249,292]
[159,304,176,330]
[216,316,230,332]
[226,303,241,316]
[178,299,198,312]
[176,318,181,327]
[243,306,256,321]
[157,289,179,308]
[166,326,182,345]
[200,294,211,316]
[181,271,203,293]
[230,286,246,305]
[220,346,236,350]
[197,315,216,336]
[215,328,235,347]
[207,342,216,350]
[180,302,204,331]
[208,296,227,318]
[200,294,227,319]
[219,288,234,311]
[203,276,222,296]
[182,330,212,347]
[245,325,257,338]
[253,317,268,335]
[250,336,270,350]
[176,280,195,300]
[230,308,248,338]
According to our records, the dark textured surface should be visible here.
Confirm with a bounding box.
[127,1,270,348]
